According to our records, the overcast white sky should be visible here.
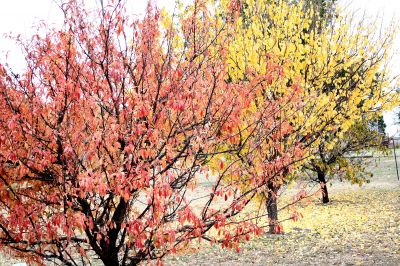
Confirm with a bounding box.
[0,0,399,135]
[340,0,400,136]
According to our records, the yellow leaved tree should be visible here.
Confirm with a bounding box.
[216,0,398,233]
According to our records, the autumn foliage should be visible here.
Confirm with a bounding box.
[0,0,307,265]
[0,0,397,265]
[220,0,397,231]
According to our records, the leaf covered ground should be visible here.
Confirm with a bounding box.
[165,188,400,265]
[165,155,400,266]
[2,157,400,266]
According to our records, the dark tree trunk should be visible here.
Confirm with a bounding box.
[98,198,129,266]
[317,171,329,203]
[101,256,120,266]
[266,182,279,233]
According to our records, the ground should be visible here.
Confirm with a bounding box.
[165,153,400,265]
[165,188,400,265]
[2,153,400,266]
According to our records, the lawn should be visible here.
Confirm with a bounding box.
[165,152,400,265]
[2,153,400,266]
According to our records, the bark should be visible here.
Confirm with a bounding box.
[97,198,129,266]
[266,181,279,233]
[101,256,120,266]
[318,171,329,203]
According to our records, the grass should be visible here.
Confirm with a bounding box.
[1,152,399,265]
[165,153,400,265]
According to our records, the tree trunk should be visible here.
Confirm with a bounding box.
[266,182,279,233]
[318,171,329,203]
[101,254,120,266]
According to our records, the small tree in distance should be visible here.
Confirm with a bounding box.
[304,116,388,203]
[0,0,305,265]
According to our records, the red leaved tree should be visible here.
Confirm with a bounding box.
[0,0,304,265]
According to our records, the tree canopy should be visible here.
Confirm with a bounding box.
[0,0,397,265]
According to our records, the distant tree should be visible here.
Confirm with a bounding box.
[303,116,388,203]
[372,115,387,135]
[303,0,337,29]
